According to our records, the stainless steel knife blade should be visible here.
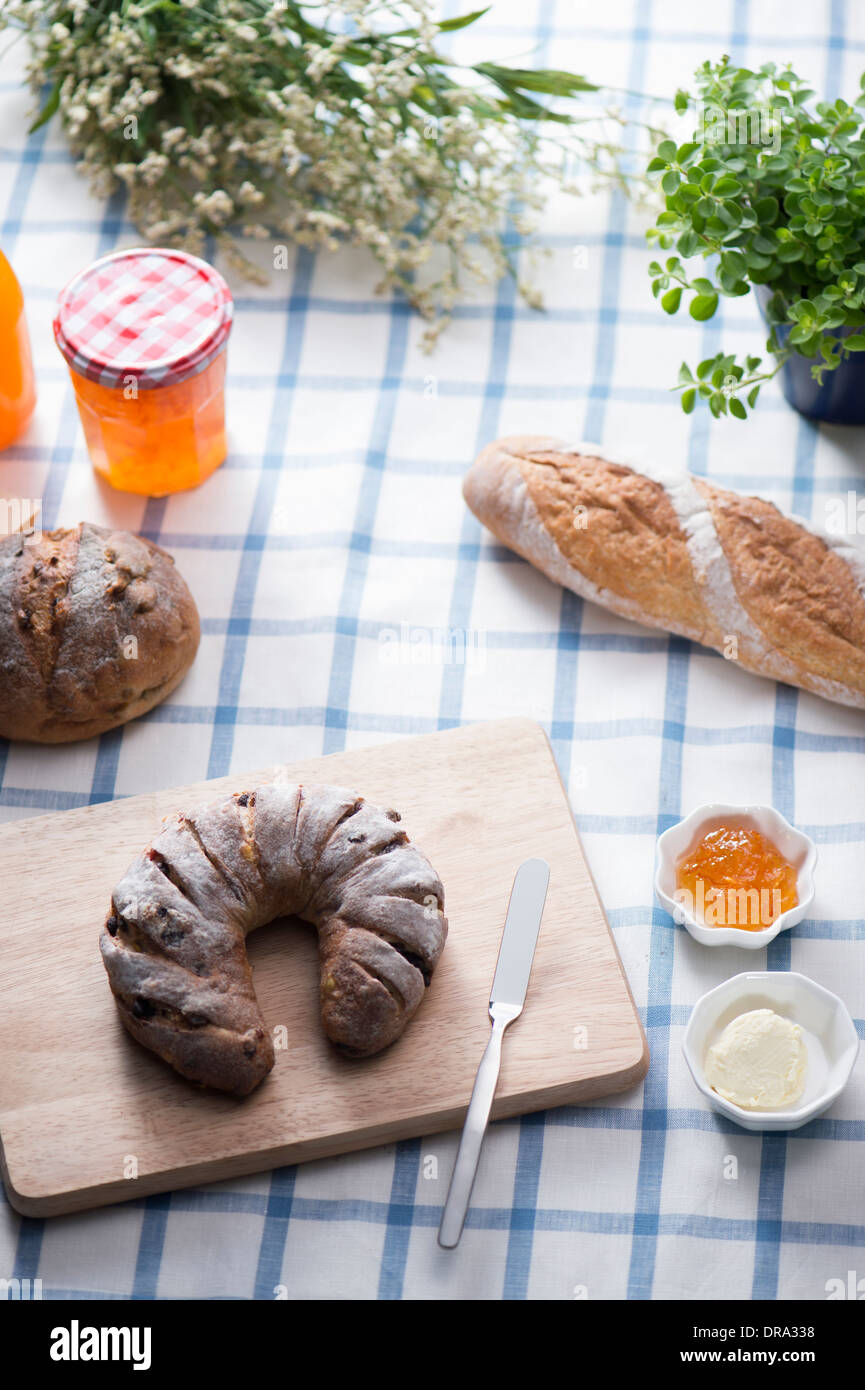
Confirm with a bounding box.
[438,857,550,1249]
[490,856,551,1009]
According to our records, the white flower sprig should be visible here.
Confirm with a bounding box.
[1,0,665,336]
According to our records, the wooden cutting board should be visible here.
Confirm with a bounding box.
[0,717,648,1216]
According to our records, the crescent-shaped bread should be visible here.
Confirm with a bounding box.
[100,783,448,1095]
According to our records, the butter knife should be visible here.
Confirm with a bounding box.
[437,857,550,1249]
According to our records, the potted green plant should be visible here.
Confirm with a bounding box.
[647,56,865,423]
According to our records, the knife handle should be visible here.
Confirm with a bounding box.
[437,1001,521,1249]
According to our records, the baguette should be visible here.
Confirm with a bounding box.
[463,435,865,710]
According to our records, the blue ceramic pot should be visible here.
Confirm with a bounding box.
[755,285,865,425]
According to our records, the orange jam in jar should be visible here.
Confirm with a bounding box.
[54,247,233,496]
[676,826,798,930]
[0,249,36,451]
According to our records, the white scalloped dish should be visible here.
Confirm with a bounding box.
[654,803,817,949]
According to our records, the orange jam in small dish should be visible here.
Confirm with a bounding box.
[676,826,798,930]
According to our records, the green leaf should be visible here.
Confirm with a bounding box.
[662,287,683,313]
[844,333,865,350]
[712,176,743,196]
[28,80,61,134]
[681,387,697,413]
[690,292,719,321]
[776,240,805,262]
[658,139,678,160]
[474,63,599,97]
[677,229,702,258]
[751,233,777,255]
[729,397,748,419]
[798,333,823,356]
[754,196,780,224]
[720,250,747,278]
[678,362,695,384]
[437,7,491,31]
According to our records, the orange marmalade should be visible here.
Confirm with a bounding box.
[54,248,233,496]
[676,826,798,930]
[70,353,227,496]
[0,249,36,452]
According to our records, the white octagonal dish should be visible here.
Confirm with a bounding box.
[683,971,859,1132]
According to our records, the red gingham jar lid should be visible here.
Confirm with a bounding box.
[54,247,233,390]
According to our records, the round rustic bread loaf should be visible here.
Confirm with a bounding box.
[101,783,448,1095]
[0,522,199,743]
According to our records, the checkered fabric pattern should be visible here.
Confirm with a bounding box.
[54,247,233,387]
[1,0,864,1302]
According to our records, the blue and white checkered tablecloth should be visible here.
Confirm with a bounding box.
[1,0,864,1302]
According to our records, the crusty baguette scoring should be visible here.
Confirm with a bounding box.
[463,435,865,710]
[101,783,448,1095]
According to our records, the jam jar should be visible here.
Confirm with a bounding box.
[54,247,233,496]
[0,248,36,452]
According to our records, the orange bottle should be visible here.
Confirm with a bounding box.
[0,249,36,451]
[54,247,233,496]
